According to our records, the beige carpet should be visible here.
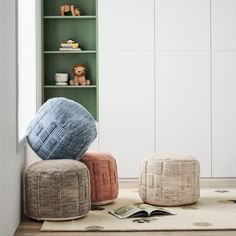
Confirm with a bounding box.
[41,188,236,232]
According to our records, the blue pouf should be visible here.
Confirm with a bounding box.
[26,98,97,160]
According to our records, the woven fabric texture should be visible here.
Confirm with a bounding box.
[26,97,97,160]
[24,160,91,221]
[139,153,200,206]
[81,151,119,205]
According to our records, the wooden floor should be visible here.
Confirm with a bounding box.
[14,180,236,236]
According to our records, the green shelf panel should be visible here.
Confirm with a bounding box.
[44,88,97,119]
[44,0,96,16]
[44,50,96,54]
[44,19,96,51]
[44,16,96,19]
[44,85,97,88]
[42,0,97,120]
[44,53,96,85]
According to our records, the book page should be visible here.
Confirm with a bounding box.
[135,203,172,216]
[110,204,147,219]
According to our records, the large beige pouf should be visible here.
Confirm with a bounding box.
[24,160,91,221]
[139,154,200,206]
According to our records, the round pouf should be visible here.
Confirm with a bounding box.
[26,97,97,160]
[139,153,200,206]
[24,160,91,221]
[81,151,119,206]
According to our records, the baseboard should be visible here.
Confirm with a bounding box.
[118,178,236,189]
[200,178,236,188]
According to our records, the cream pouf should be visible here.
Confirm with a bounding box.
[24,160,91,221]
[139,153,200,206]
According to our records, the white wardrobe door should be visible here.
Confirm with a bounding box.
[89,122,99,150]
[155,52,211,177]
[155,0,210,51]
[212,53,236,177]
[99,52,155,178]
[98,0,154,52]
[212,0,236,50]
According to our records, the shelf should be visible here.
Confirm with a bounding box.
[44,50,96,54]
[44,19,96,51]
[44,85,97,88]
[42,0,98,120]
[44,16,96,19]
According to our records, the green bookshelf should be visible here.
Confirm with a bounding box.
[42,0,98,120]
[44,16,96,19]
[44,50,96,54]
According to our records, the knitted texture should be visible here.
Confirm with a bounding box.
[24,160,91,221]
[81,151,119,205]
[26,97,97,160]
[139,153,200,206]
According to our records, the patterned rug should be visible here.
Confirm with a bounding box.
[41,188,236,231]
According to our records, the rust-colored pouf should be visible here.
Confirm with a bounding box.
[139,153,200,206]
[24,160,91,221]
[81,151,119,205]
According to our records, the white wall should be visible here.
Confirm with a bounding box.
[18,0,37,140]
[0,0,25,235]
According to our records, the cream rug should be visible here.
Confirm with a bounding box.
[41,188,236,231]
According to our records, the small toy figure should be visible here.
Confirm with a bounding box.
[60,5,81,16]
[70,64,91,86]
[66,39,75,44]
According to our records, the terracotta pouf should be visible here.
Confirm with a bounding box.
[139,153,200,206]
[24,160,91,221]
[81,151,119,205]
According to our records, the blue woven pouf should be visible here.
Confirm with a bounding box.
[26,97,97,160]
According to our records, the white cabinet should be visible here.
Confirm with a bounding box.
[89,122,99,150]
[98,0,154,52]
[212,0,236,50]
[212,52,236,177]
[98,0,155,178]
[155,0,211,177]
[99,52,155,178]
[97,0,236,178]
[212,0,236,176]
[155,52,211,177]
[155,0,210,51]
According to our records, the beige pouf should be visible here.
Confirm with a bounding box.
[81,150,119,206]
[139,153,200,206]
[24,160,91,221]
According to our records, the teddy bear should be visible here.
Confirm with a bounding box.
[70,64,91,86]
[60,5,81,16]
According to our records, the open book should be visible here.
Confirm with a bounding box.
[109,203,173,219]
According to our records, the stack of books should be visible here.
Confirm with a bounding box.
[60,42,81,51]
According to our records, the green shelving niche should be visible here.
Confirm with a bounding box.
[44,53,96,85]
[44,19,96,51]
[44,0,96,16]
[44,88,97,119]
[42,0,98,120]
